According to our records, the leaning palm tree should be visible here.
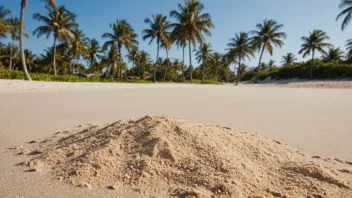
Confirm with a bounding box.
[33,4,78,75]
[142,14,172,82]
[281,53,297,66]
[227,32,255,85]
[20,0,57,80]
[298,29,331,79]
[322,47,345,63]
[170,0,214,84]
[8,17,28,70]
[250,19,286,83]
[0,6,11,40]
[195,43,214,84]
[337,0,352,30]
[102,19,138,79]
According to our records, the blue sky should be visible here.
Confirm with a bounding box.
[1,0,352,69]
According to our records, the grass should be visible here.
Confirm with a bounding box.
[192,79,223,85]
[0,70,223,85]
[0,70,151,84]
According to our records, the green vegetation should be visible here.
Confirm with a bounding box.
[1,0,352,85]
[241,61,352,81]
[0,69,151,83]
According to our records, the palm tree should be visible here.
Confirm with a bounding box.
[98,45,119,76]
[227,32,255,85]
[281,53,297,66]
[170,0,214,84]
[250,19,286,83]
[322,47,345,63]
[210,52,223,80]
[126,48,139,69]
[24,49,36,72]
[195,43,214,84]
[161,36,173,81]
[345,39,352,59]
[268,59,276,70]
[171,30,187,79]
[86,38,101,69]
[68,30,88,68]
[33,4,78,76]
[0,6,11,40]
[8,17,28,70]
[142,14,171,82]
[337,0,352,30]
[20,0,57,80]
[102,19,138,79]
[298,29,331,79]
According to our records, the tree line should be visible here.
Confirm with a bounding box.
[0,0,352,84]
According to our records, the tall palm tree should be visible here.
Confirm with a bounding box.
[170,0,214,84]
[0,6,11,40]
[8,17,28,70]
[33,4,78,75]
[171,31,187,79]
[161,36,173,81]
[322,47,345,63]
[86,38,101,69]
[195,43,214,84]
[227,32,255,85]
[250,19,286,83]
[337,0,352,30]
[299,29,331,79]
[102,19,138,79]
[20,0,56,80]
[142,14,171,83]
[281,53,297,66]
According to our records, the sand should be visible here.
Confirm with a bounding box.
[12,116,352,197]
[1,79,352,197]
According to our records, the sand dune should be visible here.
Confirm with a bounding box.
[1,80,352,197]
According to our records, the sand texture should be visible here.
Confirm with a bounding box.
[11,116,352,198]
[1,80,352,198]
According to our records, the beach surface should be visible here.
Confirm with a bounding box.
[0,79,352,197]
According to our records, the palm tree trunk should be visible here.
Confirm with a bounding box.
[154,38,160,83]
[201,62,205,84]
[163,50,169,82]
[310,49,315,79]
[236,56,241,86]
[182,46,185,80]
[9,39,13,70]
[188,40,193,84]
[53,37,57,76]
[119,47,122,79]
[19,0,31,81]
[255,45,265,83]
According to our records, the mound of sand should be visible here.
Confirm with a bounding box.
[14,116,352,197]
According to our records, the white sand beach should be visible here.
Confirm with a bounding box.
[0,80,352,197]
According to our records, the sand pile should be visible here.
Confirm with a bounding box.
[14,116,352,197]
